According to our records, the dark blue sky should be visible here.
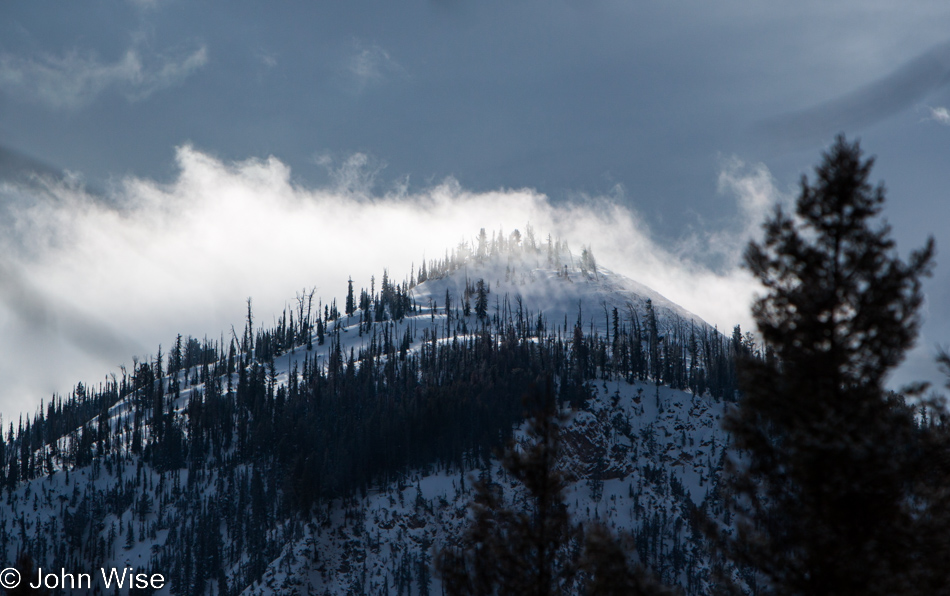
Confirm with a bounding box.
[2,0,950,414]
[4,1,945,232]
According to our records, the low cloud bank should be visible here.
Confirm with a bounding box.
[0,147,777,420]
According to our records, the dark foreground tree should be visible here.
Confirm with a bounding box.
[719,135,949,595]
[436,381,576,596]
[437,380,674,596]
[3,554,48,596]
[580,524,678,596]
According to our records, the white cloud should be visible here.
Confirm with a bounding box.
[347,43,403,91]
[318,152,387,197]
[711,157,785,266]
[259,51,278,69]
[928,106,950,125]
[0,45,208,110]
[0,147,769,420]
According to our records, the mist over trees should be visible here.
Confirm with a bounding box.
[1,138,947,595]
[0,227,742,595]
[436,138,950,596]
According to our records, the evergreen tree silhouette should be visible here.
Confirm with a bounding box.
[719,135,946,595]
[580,524,676,596]
[436,381,576,596]
[346,276,356,316]
[4,554,48,596]
[437,381,673,596]
[475,279,488,320]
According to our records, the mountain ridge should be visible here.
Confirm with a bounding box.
[0,231,742,595]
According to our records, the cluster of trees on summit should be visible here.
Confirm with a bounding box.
[434,136,950,596]
[0,222,741,593]
[3,135,949,595]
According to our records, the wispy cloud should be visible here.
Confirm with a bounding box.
[0,45,208,110]
[927,106,950,125]
[259,50,278,69]
[347,43,403,91]
[0,147,768,419]
[314,152,387,197]
[710,157,785,266]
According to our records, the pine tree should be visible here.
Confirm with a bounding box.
[437,382,672,596]
[719,136,944,595]
[5,553,49,595]
[170,334,183,376]
[580,524,676,596]
[474,279,488,320]
[644,300,661,389]
[436,382,577,596]
[346,277,356,317]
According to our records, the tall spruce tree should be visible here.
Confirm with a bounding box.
[4,554,48,595]
[475,279,488,320]
[436,382,576,596]
[437,381,674,596]
[345,277,356,316]
[719,136,944,595]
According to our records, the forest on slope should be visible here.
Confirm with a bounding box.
[3,136,948,596]
[0,222,744,595]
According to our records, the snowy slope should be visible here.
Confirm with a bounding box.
[243,380,728,595]
[0,239,735,596]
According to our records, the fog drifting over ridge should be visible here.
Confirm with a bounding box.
[0,146,778,421]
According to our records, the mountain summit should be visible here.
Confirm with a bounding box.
[0,229,740,595]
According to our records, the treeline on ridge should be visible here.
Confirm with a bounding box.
[0,236,746,593]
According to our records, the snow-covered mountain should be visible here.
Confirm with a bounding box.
[0,232,740,595]
[244,379,728,595]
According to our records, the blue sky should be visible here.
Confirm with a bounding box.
[2,0,950,417]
